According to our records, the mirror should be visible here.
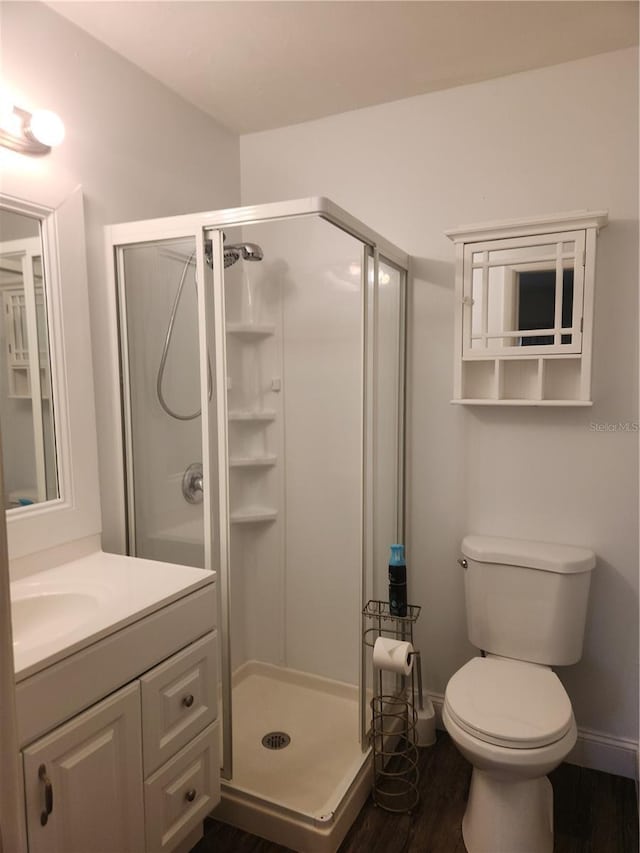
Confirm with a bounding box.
[465,234,584,356]
[3,188,101,562]
[0,209,58,509]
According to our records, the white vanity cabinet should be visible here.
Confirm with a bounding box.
[19,599,220,853]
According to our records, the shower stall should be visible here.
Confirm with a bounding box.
[107,198,407,851]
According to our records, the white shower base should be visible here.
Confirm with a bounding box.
[213,661,372,853]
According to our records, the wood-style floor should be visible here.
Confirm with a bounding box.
[193,731,638,853]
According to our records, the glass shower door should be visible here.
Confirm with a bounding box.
[119,236,207,567]
[211,214,369,810]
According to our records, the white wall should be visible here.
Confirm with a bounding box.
[240,48,639,747]
[0,2,241,550]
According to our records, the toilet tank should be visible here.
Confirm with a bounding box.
[461,535,595,666]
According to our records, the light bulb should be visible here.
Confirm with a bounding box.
[28,109,65,147]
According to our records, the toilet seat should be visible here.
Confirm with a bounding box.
[444,656,573,749]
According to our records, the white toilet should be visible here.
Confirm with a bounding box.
[443,535,595,853]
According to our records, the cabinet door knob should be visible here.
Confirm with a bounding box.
[185,788,197,803]
[38,764,53,826]
[182,694,194,708]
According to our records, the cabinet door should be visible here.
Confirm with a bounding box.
[23,682,145,853]
[462,230,586,358]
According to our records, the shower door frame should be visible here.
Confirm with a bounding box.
[107,197,409,782]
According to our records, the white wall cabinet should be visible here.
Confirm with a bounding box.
[446,210,608,405]
[21,632,220,853]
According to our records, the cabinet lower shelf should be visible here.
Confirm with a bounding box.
[457,355,590,406]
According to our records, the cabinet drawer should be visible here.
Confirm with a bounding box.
[144,720,220,853]
[141,632,217,776]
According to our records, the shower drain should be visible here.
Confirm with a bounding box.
[262,731,291,750]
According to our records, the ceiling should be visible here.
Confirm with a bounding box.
[48,1,639,134]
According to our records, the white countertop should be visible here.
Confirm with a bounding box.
[11,551,214,681]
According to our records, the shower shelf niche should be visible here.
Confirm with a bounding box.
[227,309,279,529]
[230,507,278,525]
[228,409,276,422]
[229,454,277,468]
[226,323,275,338]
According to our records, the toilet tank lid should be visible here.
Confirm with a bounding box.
[461,535,596,574]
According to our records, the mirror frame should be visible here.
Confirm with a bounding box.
[2,188,101,560]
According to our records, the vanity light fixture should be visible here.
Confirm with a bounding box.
[0,102,65,155]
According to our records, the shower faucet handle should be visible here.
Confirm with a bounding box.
[182,463,204,504]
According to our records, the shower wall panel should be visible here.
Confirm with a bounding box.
[222,217,363,686]
[280,218,363,685]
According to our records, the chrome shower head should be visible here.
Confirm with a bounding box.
[204,238,263,268]
[237,243,264,262]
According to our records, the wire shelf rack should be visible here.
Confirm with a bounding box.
[362,599,422,813]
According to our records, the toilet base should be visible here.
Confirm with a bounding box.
[462,768,553,853]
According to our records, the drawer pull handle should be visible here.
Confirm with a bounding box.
[182,694,195,708]
[38,764,53,826]
[185,788,197,803]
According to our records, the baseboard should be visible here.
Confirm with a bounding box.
[567,727,638,780]
[425,691,639,781]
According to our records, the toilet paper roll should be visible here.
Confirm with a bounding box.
[373,637,414,676]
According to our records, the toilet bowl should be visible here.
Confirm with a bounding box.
[443,656,577,853]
